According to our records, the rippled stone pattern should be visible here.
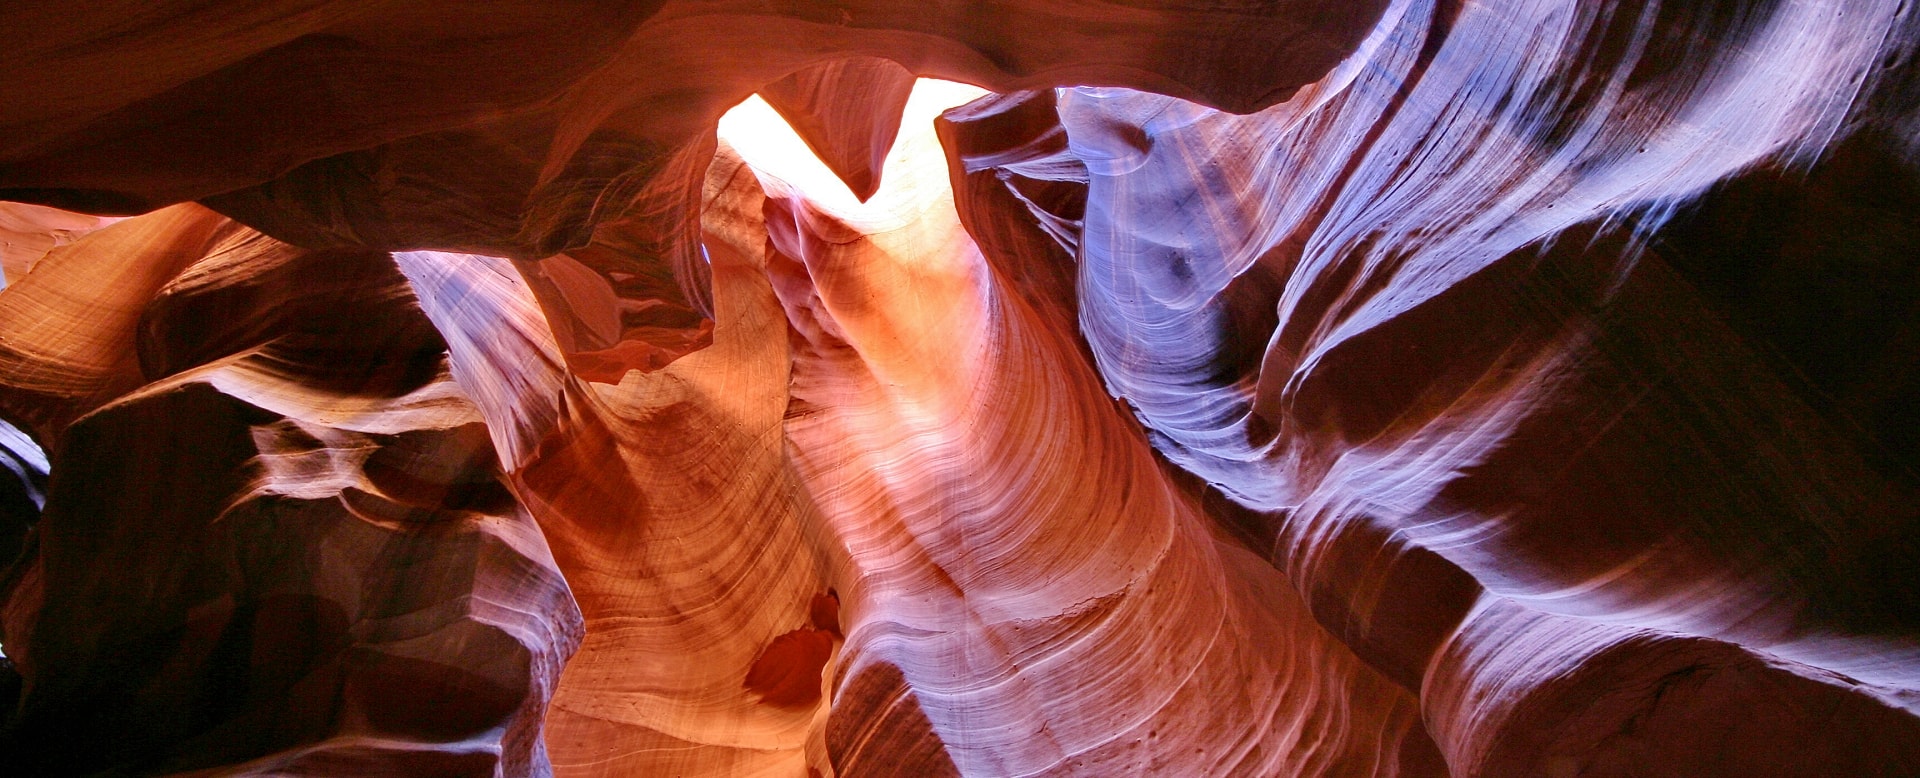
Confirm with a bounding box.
[2,0,1919,775]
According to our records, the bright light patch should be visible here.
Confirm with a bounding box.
[717,79,987,219]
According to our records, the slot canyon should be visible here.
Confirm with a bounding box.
[3,1,1920,775]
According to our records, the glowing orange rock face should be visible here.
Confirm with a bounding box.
[2,2,1920,776]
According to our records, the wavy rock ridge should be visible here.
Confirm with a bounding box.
[2,0,1919,775]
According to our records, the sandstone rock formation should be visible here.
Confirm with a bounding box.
[2,0,1919,775]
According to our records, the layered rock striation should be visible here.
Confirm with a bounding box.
[2,0,1919,775]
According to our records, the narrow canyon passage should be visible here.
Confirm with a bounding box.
[2,1,1919,776]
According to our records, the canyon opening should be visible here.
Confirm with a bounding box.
[2,2,1919,776]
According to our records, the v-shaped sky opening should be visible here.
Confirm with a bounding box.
[718,78,987,220]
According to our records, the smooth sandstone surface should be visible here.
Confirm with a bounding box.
[2,0,1919,775]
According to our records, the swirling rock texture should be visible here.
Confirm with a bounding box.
[3,0,1920,776]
